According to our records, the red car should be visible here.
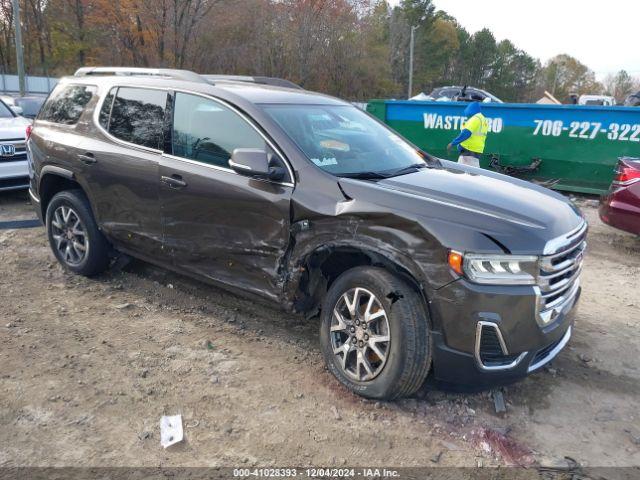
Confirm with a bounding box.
[600,157,640,235]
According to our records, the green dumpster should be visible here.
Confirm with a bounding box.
[367,100,640,195]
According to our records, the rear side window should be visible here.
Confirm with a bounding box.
[40,85,96,125]
[107,87,167,150]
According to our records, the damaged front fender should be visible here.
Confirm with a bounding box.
[281,181,453,315]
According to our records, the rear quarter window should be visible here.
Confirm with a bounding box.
[39,84,96,125]
[106,87,167,150]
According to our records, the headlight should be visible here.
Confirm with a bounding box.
[450,251,539,285]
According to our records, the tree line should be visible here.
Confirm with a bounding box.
[0,0,638,103]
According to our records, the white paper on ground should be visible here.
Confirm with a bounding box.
[160,414,183,448]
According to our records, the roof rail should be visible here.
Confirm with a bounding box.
[202,74,302,90]
[73,67,301,90]
[74,67,206,83]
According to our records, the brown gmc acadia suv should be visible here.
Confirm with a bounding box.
[27,67,585,399]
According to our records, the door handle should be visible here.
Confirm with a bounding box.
[161,175,187,189]
[78,152,97,165]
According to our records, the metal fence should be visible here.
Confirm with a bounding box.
[0,74,58,95]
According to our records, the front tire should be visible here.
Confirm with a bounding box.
[46,189,110,276]
[319,267,431,400]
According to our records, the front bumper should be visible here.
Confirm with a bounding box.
[0,160,29,191]
[429,277,580,389]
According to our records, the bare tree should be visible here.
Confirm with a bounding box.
[172,0,217,68]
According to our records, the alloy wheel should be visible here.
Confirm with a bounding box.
[330,287,391,382]
[50,205,89,266]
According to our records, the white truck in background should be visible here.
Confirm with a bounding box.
[578,94,616,106]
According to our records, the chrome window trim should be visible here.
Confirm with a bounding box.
[162,153,294,188]
[92,85,165,155]
[228,159,252,171]
[92,84,295,187]
[527,326,572,372]
[162,152,235,175]
[474,321,527,372]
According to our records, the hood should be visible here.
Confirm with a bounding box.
[0,116,31,140]
[463,101,481,117]
[337,163,584,255]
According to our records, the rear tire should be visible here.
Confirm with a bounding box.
[46,189,110,276]
[319,266,431,400]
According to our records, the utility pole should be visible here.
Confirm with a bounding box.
[12,0,26,97]
[408,25,419,99]
[551,60,566,96]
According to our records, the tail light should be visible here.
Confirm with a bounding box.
[26,124,33,140]
[613,159,640,186]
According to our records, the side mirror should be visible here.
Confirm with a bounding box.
[229,148,285,182]
[11,105,23,115]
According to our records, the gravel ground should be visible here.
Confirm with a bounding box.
[0,189,639,470]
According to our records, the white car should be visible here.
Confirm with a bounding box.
[0,95,24,115]
[0,99,31,192]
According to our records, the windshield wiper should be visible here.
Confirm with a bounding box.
[336,171,390,180]
[387,163,428,177]
[337,163,427,180]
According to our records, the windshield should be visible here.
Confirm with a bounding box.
[262,104,426,177]
[0,100,14,118]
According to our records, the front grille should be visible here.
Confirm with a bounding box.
[0,138,27,163]
[0,153,27,163]
[536,222,586,324]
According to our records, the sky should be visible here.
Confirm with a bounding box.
[388,0,640,80]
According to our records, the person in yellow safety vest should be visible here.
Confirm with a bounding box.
[446,101,489,168]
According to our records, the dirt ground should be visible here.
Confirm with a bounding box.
[1,189,639,470]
